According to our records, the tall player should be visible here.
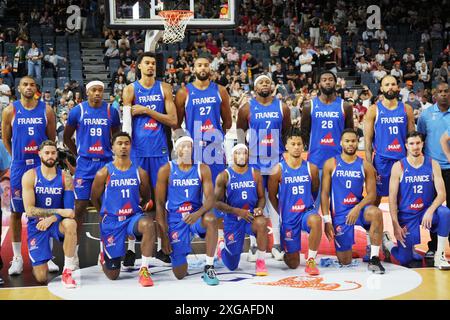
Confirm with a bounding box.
[364,75,415,260]
[175,57,231,258]
[1,76,57,275]
[321,129,385,273]
[63,81,121,267]
[156,136,219,286]
[214,143,268,275]
[22,140,77,287]
[382,131,450,269]
[122,52,177,267]
[91,132,156,286]
[237,74,291,261]
[268,128,322,275]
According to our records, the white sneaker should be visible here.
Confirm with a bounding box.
[8,256,23,275]
[47,259,59,273]
[271,244,285,261]
[247,245,257,262]
[434,253,450,270]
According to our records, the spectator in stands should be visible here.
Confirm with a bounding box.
[346,15,358,39]
[403,62,418,83]
[245,52,258,79]
[378,39,389,52]
[211,52,224,72]
[299,46,313,76]
[126,64,136,83]
[436,61,450,83]
[402,47,415,64]
[272,62,286,85]
[356,56,370,73]
[120,48,135,72]
[418,62,431,89]
[105,34,117,51]
[279,40,293,70]
[221,40,233,57]
[26,41,43,82]
[420,92,433,110]
[374,26,388,41]
[0,75,11,112]
[247,25,261,43]
[400,80,414,102]
[56,110,68,148]
[362,27,375,47]
[114,75,126,96]
[375,49,386,65]
[227,47,240,66]
[309,15,321,47]
[390,62,404,83]
[13,38,27,77]
[270,40,282,59]
[373,64,387,83]
[104,42,119,69]
[118,33,130,50]
[329,31,342,69]
[44,47,66,77]
[230,80,243,98]
[41,89,54,109]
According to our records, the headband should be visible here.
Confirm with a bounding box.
[254,75,272,86]
[231,143,248,154]
[86,80,105,91]
[174,136,193,149]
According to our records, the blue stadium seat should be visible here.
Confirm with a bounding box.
[413,81,424,92]
[57,77,69,88]
[70,70,83,79]
[369,82,380,95]
[43,78,56,88]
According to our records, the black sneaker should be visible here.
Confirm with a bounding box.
[155,250,171,265]
[424,250,435,259]
[368,256,385,274]
[122,250,136,269]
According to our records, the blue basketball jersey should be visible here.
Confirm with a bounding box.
[132,80,169,157]
[248,97,285,170]
[165,161,203,224]
[398,157,434,217]
[30,166,65,224]
[185,82,223,144]
[225,167,259,223]
[330,155,365,217]
[100,162,142,218]
[278,161,314,225]
[67,101,120,159]
[308,96,345,169]
[373,101,408,160]
[11,100,48,164]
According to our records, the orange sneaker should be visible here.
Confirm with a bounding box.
[139,267,154,287]
[305,257,319,276]
[61,268,77,289]
[255,259,268,276]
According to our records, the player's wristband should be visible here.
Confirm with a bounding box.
[322,215,332,224]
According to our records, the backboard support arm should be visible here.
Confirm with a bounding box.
[145,30,164,53]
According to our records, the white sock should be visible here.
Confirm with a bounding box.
[12,242,22,258]
[384,240,395,252]
[218,229,224,240]
[308,250,317,260]
[141,255,152,269]
[128,239,135,253]
[366,232,371,246]
[266,191,281,245]
[249,235,257,247]
[49,238,53,251]
[256,250,265,260]
[370,245,380,258]
[64,256,76,270]
[157,237,162,251]
[437,236,447,257]
[206,256,214,266]
[74,245,79,258]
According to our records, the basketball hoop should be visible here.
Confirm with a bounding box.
[158,10,194,44]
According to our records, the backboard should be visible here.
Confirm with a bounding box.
[106,0,237,29]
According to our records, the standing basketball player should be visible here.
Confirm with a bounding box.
[321,129,385,273]
[382,131,450,269]
[63,81,121,267]
[22,140,77,287]
[364,75,415,260]
[215,143,268,275]
[175,57,231,260]
[268,128,322,275]
[2,76,57,275]
[91,132,156,286]
[156,136,219,285]
[122,52,177,267]
[237,74,291,261]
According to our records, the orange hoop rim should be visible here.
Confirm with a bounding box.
[158,10,194,25]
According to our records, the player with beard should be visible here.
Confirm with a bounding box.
[364,75,415,261]
[382,131,450,269]
[214,144,268,275]
[121,52,177,268]
[2,76,57,275]
[175,57,231,260]
[237,75,291,262]
[321,129,385,273]
[21,140,78,287]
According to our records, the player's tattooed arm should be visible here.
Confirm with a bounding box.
[174,86,187,129]
[22,169,60,217]
[91,167,108,213]
[1,103,13,155]
[267,164,281,214]
[364,104,377,163]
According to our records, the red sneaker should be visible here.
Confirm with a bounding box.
[139,267,154,287]
[305,257,320,276]
[61,268,77,289]
[255,259,268,276]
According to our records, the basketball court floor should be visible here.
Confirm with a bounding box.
[1,201,449,300]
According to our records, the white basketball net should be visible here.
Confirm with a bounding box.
[158,10,194,44]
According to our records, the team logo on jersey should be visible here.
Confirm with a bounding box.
[290,198,306,213]
[177,202,193,213]
[335,225,344,236]
[200,119,214,132]
[285,229,293,240]
[410,197,424,211]
[386,138,402,152]
[227,233,236,244]
[76,178,83,188]
[29,238,38,251]
[343,192,358,205]
[24,140,39,154]
[320,133,335,146]
[255,276,362,291]
[13,188,21,199]
[88,141,104,154]
[171,231,180,243]
[260,134,274,146]
[106,235,116,247]
[118,202,133,216]
[144,118,158,130]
